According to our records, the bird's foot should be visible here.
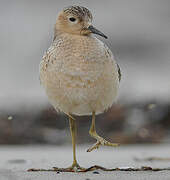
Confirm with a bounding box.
[87,137,119,152]
[53,162,86,172]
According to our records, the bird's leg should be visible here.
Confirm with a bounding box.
[53,116,85,172]
[69,116,80,169]
[87,111,119,152]
[63,116,85,171]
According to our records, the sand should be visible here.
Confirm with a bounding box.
[0,144,170,180]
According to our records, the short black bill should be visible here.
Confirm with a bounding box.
[88,25,108,39]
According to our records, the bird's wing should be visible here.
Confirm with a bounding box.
[103,43,121,82]
[39,47,54,85]
[116,63,121,82]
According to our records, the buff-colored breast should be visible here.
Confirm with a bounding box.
[39,33,119,116]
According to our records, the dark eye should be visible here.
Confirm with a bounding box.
[69,17,76,22]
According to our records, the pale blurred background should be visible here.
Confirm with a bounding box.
[0,0,170,144]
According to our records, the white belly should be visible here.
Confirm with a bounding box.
[41,60,119,116]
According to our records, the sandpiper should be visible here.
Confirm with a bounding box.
[39,5,121,172]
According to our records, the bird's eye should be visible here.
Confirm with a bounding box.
[69,17,76,22]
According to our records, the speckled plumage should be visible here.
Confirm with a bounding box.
[39,6,120,116]
[63,6,93,21]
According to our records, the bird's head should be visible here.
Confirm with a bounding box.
[55,6,107,39]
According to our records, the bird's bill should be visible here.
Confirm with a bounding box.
[88,25,108,39]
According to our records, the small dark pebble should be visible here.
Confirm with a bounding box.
[142,166,152,170]
[93,171,99,174]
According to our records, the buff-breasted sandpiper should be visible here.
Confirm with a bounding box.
[39,5,121,172]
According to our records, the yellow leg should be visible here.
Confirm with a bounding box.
[87,111,119,152]
[69,116,79,167]
[51,116,85,172]
[68,116,85,171]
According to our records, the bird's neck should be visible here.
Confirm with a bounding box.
[53,28,92,41]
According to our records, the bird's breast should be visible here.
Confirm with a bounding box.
[40,34,119,90]
[39,35,119,115]
[51,36,111,73]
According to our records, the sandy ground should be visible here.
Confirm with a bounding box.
[0,145,170,180]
